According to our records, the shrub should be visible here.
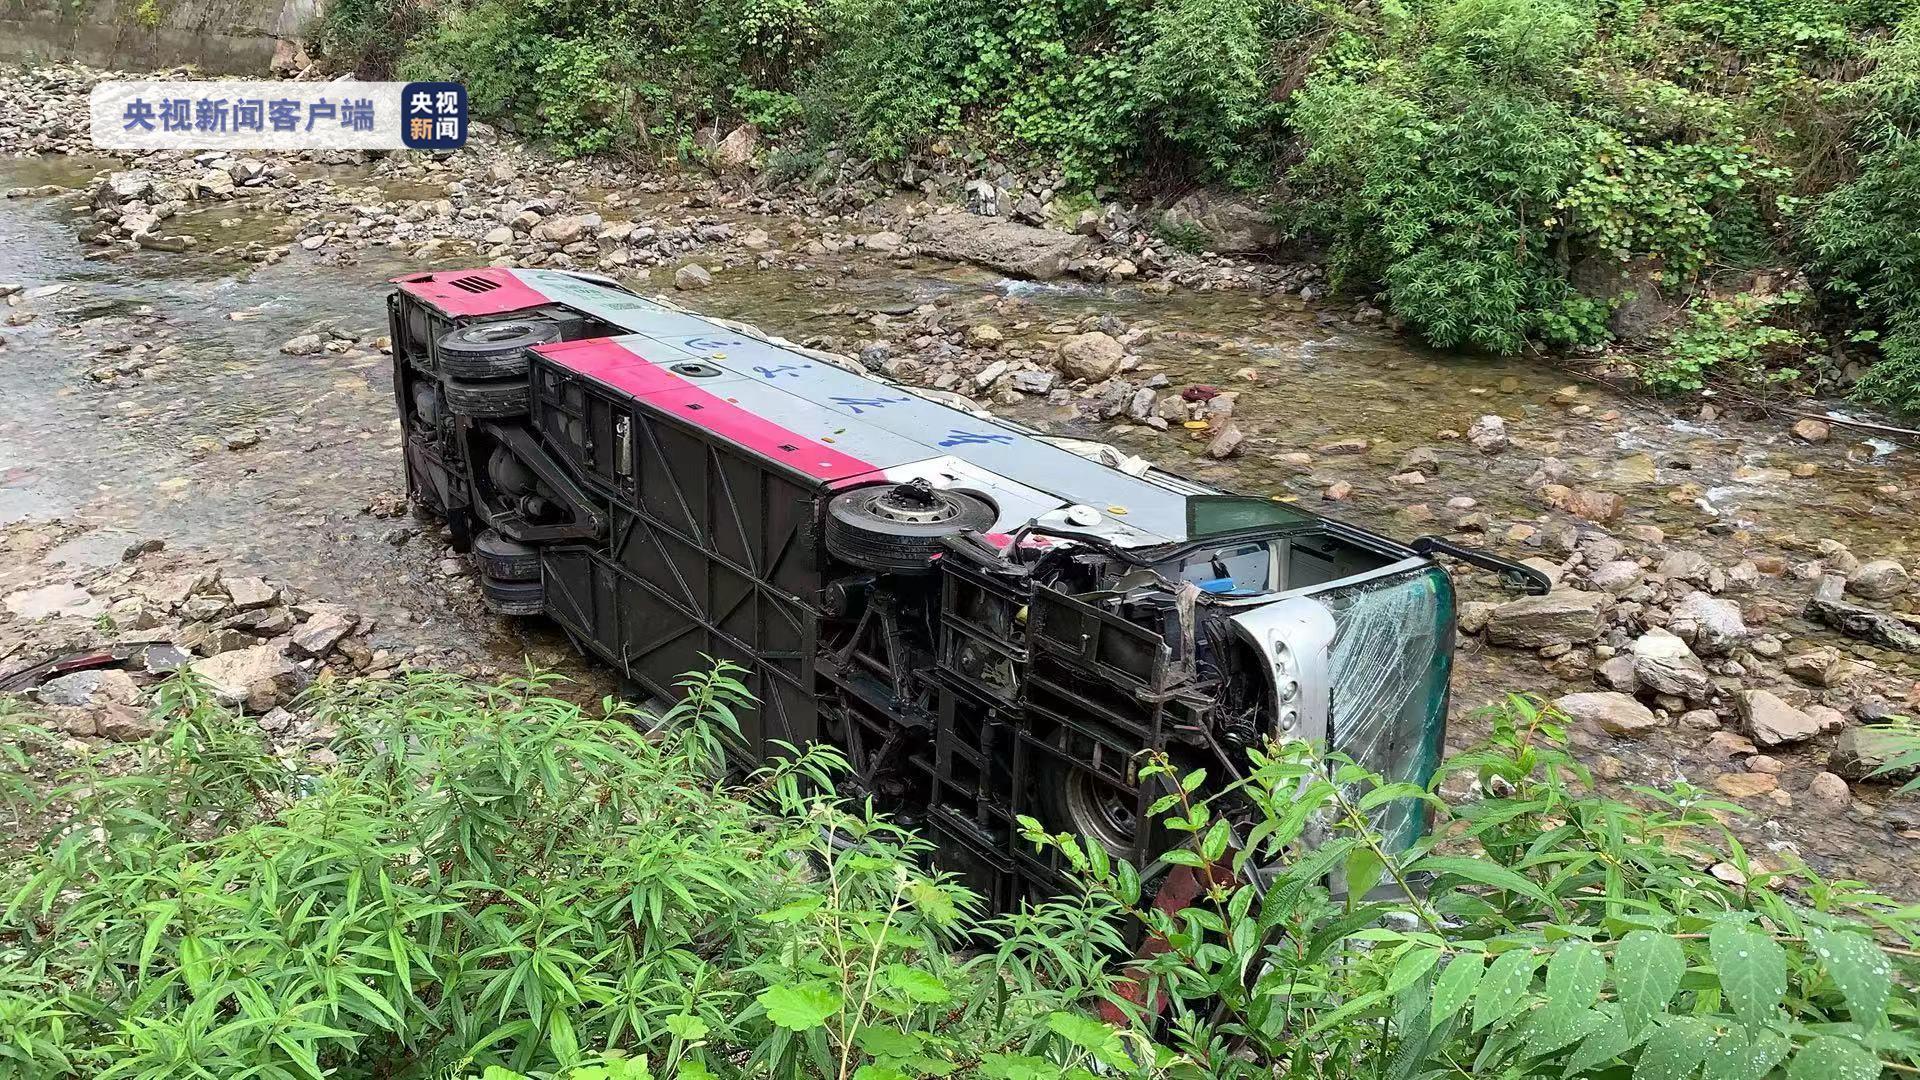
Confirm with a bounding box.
[1642,290,1810,391]
[1806,19,1920,414]
[1291,0,1601,353]
[5,667,1917,1079]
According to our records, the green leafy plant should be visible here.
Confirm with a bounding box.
[1643,289,1810,391]
[5,671,1916,1079]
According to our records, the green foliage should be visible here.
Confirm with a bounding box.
[1643,289,1810,391]
[6,673,1917,1079]
[1016,695,1920,1078]
[1806,18,1920,413]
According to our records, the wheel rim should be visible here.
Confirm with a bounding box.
[1063,771,1141,858]
[865,480,965,525]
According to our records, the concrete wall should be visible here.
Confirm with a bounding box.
[0,0,322,73]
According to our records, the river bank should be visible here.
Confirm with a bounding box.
[4,61,1917,895]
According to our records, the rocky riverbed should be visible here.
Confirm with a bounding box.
[4,62,1918,894]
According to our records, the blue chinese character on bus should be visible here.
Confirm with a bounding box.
[400,82,467,150]
[938,429,1016,448]
[830,395,910,414]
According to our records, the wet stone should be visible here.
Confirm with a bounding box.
[1737,688,1820,748]
[1484,590,1610,648]
[1554,691,1658,737]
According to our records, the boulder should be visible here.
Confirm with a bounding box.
[224,576,277,610]
[101,169,156,205]
[1056,332,1125,382]
[1206,423,1245,459]
[1669,592,1748,656]
[1657,550,1713,585]
[531,214,597,245]
[910,216,1091,281]
[1736,689,1820,748]
[97,704,163,742]
[1629,628,1711,700]
[1156,193,1284,252]
[1484,590,1610,648]
[1467,415,1508,454]
[674,264,713,290]
[709,123,759,170]
[191,646,301,712]
[1829,726,1918,783]
[1791,418,1831,444]
[281,333,324,356]
[1805,771,1851,812]
[1553,691,1658,737]
[1587,559,1644,594]
[291,608,357,658]
[37,668,140,708]
[863,230,905,252]
[1846,559,1909,601]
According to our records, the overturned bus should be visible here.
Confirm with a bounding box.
[387,267,1544,907]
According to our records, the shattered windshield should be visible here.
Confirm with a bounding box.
[1321,566,1453,849]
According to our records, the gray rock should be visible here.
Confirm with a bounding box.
[1011,369,1056,395]
[1657,550,1713,585]
[37,669,138,708]
[531,214,597,245]
[1598,653,1640,693]
[1057,332,1125,382]
[1467,415,1508,454]
[1629,628,1711,700]
[1484,590,1610,648]
[1669,592,1748,656]
[281,333,324,356]
[1554,691,1659,737]
[673,264,713,290]
[1587,559,1643,594]
[1804,596,1920,652]
[191,646,302,712]
[224,576,277,610]
[1805,771,1851,812]
[1737,689,1820,748]
[1829,726,1919,783]
[1846,559,1909,601]
[1156,192,1283,252]
[291,609,357,658]
[911,216,1090,281]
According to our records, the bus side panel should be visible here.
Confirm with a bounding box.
[615,395,824,758]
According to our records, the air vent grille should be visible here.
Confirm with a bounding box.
[449,275,502,294]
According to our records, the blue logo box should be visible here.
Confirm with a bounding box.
[400,82,467,150]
